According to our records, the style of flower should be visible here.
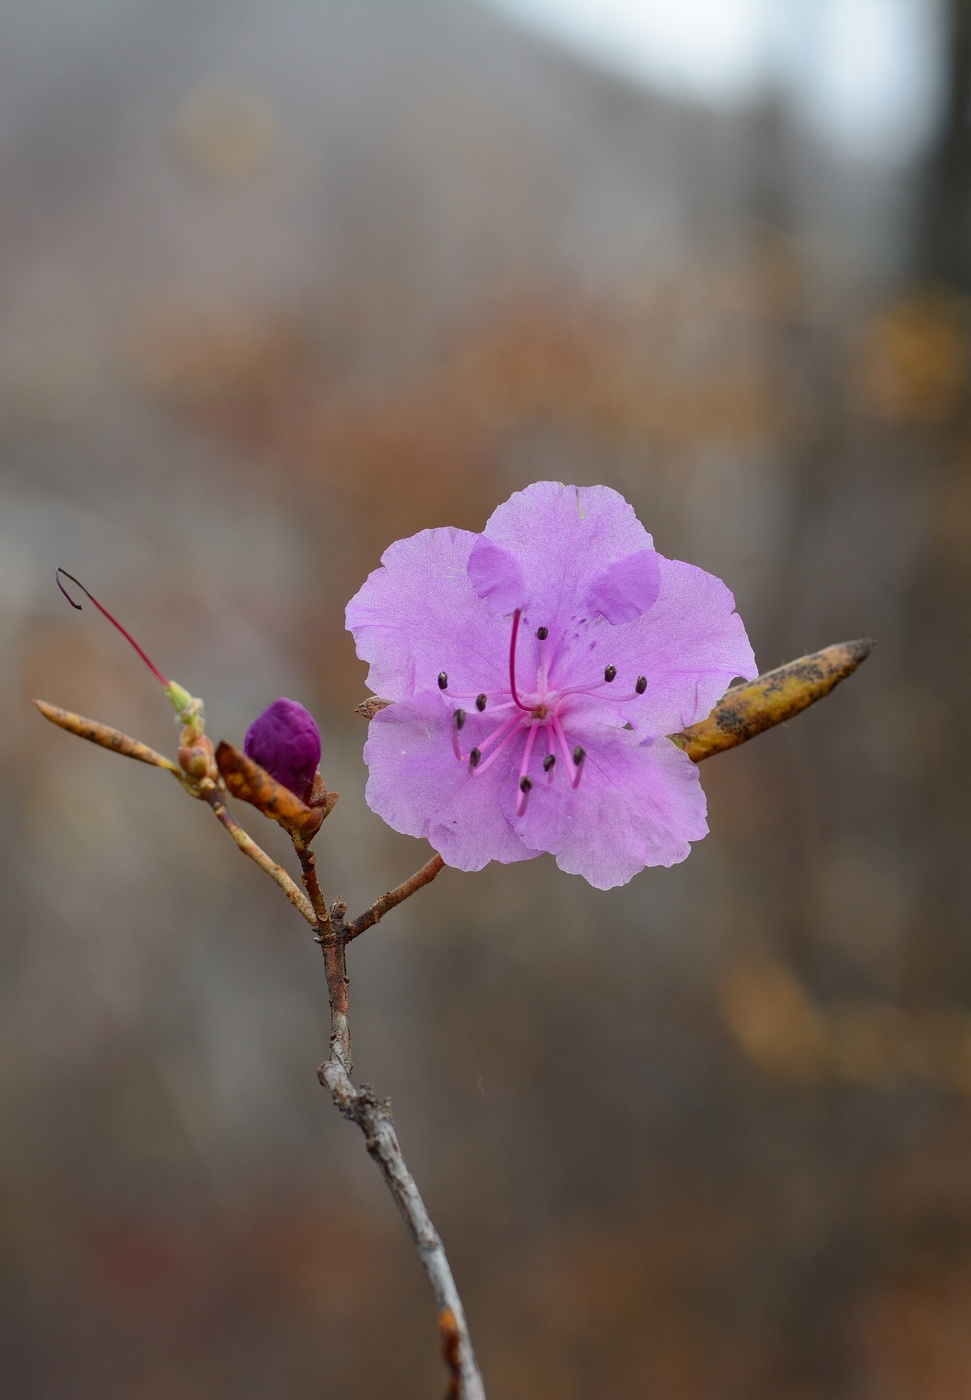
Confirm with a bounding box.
[244,697,321,804]
[345,482,757,889]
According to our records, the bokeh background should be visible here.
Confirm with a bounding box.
[3,2,971,1396]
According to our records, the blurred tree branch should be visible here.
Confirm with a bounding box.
[913,0,971,289]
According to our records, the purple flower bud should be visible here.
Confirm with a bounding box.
[244,697,321,804]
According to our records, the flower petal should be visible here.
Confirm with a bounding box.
[501,730,707,889]
[628,557,757,731]
[483,481,653,627]
[364,696,540,871]
[549,555,757,736]
[467,536,526,614]
[585,548,660,624]
[346,526,510,701]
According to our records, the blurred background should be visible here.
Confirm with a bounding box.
[2,1,970,1395]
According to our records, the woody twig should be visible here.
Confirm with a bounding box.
[36,631,873,1400]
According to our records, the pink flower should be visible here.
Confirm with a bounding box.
[244,698,321,804]
[346,482,757,889]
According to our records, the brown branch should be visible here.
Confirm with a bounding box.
[317,1054,486,1399]
[671,638,874,762]
[202,790,316,926]
[346,853,446,942]
[293,840,333,939]
[298,835,484,1397]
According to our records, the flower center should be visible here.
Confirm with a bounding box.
[439,609,647,816]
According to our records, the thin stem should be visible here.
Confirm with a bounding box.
[317,916,482,1398]
[318,919,351,1074]
[345,854,445,942]
[550,714,579,783]
[318,1055,486,1399]
[293,839,333,939]
[203,791,316,926]
[296,842,482,1395]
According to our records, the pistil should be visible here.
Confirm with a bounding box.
[508,608,531,713]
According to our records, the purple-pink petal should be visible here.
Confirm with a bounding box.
[345,526,510,701]
[364,696,540,871]
[467,536,526,615]
[614,556,757,734]
[501,730,707,889]
[585,548,661,624]
[482,481,654,627]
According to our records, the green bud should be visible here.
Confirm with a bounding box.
[164,680,202,722]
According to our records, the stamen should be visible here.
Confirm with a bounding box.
[471,722,522,775]
[451,714,464,761]
[551,715,579,783]
[635,675,647,694]
[55,568,169,686]
[543,754,555,773]
[454,709,466,730]
[475,693,487,712]
[516,723,539,815]
[462,713,523,774]
[438,672,448,690]
[571,745,586,790]
[475,714,521,759]
[556,674,630,699]
[536,624,550,691]
[508,609,530,712]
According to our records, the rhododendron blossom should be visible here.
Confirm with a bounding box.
[346,482,757,889]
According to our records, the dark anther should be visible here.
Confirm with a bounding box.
[543,754,556,773]
[469,748,481,767]
[604,664,617,683]
[520,776,532,793]
[635,675,647,694]
[438,671,448,690]
[454,709,466,730]
[476,693,487,712]
[573,745,585,765]
[536,626,549,640]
